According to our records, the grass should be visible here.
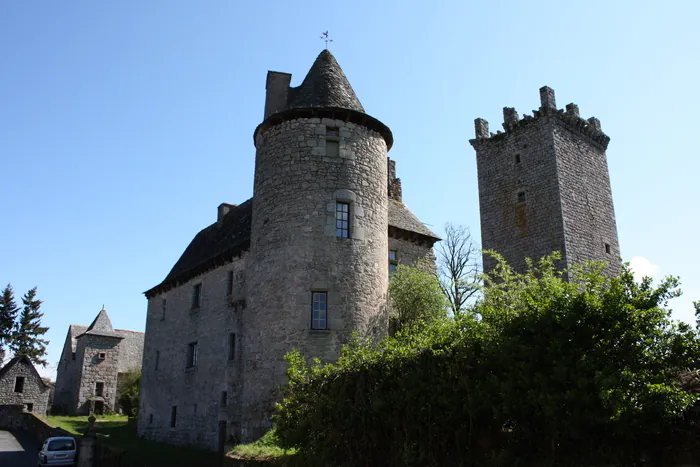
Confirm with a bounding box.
[229,429,297,464]
[44,415,223,467]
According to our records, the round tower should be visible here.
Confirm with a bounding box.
[240,50,393,439]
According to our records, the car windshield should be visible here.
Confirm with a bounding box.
[47,439,75,451]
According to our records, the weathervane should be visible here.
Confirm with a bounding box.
[320,31,334,49]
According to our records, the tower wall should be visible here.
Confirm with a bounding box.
[241,116,389,439]
[471,87,619,276]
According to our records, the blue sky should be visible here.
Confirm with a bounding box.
[1,1,698,378]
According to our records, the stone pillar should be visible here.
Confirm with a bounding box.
[77,435,95,467]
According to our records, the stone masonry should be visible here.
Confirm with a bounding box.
[53,308,144,414]
[470,86,620,277]
[0,355,51,415]
[138,50,440,450]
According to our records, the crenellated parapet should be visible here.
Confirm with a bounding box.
[470,86,610,150]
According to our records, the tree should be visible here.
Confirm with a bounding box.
[0,284,19,362]
[436,223,480,317]
[10,287,49,366]
[388,263,447,332]
[117,369,141,417]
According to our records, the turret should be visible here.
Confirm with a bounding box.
[241,50,393,440]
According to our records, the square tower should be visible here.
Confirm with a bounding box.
[470,87,620,277]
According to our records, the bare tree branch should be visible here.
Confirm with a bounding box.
[436,223,481,317]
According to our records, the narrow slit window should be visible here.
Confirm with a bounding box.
[187,342,198,368]
[155,350,160,370]
[515,154,521,164]
[161,299,167,320]
[517,191,526,203]
[226,271,234,297]
[605,243,611,254]
[192,283,202,309]
[336,202,350,238]
[228,333,236,361]
[312,292,328,330]
[221,391,228,407]
[171,406,177,428]
[389,250,399,275]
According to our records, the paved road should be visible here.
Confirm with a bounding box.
[0,429,39,467]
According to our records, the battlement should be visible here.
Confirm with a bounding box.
[470,86,610,150]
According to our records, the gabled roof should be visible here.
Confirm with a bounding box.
[145,197,439,298]
[0,355,49,388]
[77,308,123,339]
[286,50,365,113]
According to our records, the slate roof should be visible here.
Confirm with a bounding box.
[286,50,365,113]
[0,355,49,388]
[145,198,440,298]
[77,308,123,339]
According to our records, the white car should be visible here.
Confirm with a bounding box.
[38,436,77,466]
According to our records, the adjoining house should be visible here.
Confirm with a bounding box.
[53,307,144,415]
[0,355,51,415]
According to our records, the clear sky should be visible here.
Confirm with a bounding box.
[1,1,698,379]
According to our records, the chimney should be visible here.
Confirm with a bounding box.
[217,203,237,223]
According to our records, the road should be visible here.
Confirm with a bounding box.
[0,429,39,467]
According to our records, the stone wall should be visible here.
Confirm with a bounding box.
[138,254,247,450]
[242,116,389,441]
[389,237,436,270]
[470,87,619,276]
[0,359,51,415]
[54,327,83,413]
[115,330,145,373]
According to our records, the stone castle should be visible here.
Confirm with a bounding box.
[137,50,619,450]
[53,307,144,414]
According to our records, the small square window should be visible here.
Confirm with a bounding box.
[605,243,611,254]
[192,283,202,309]
[187,342,198,368]
[312,292,328,330]
[170,406,177,428]
[336,202,350,238]
[517,191,526,203]
[98,352,106,360]
[14,377,24,393]
[25,403,33,413]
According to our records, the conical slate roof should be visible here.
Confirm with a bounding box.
[286,49,365,112]
[78,307,123,339]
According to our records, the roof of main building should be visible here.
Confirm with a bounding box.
[145,198,439,298]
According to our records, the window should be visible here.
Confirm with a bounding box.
[170,406,177,428]
[155,350,160,370]
[517,191,526,203]
[335,202,350,238]
[25,403,33,413]
[605,243,611,254]
[192,283,202,309]
[161,299,167,320]
[228,333,236,361]
[226,270,234,297]
[71,352,76,361]
[149,414,153,424]
[311,292,328,330]
[187,342,198,368]
[95,382,104,397]
[389,250,399,275]
[194,404,197,414]
[221,391,228,407]
[326,127,340,157]
[14,377,25,393]
[98,352,106,360]
[515,154,521,164]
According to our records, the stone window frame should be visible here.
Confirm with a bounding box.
[98,352,106,361]
[25,403,33,413]
[605,243,611,254]
[311,291,328,330]
[186,342,198,369]
[326,189,363,240]
[326,126,340,158]
[14,376,25,393]
[95,382,105,397]
[389,249,399,275]
[191,283,203,310]
[335,202,350,238]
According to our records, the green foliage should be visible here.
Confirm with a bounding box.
[0,284,19,361]
[388,263,447,332]
[230,429,297,461]
[274,253,700,466]
[10,286,49,366]
[117,369,141,417]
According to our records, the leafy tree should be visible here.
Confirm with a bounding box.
[117,369,141,416]
[388,263,447,332]
[436,223,480,317]
[0,284,19,362]
[10,287,49,366]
